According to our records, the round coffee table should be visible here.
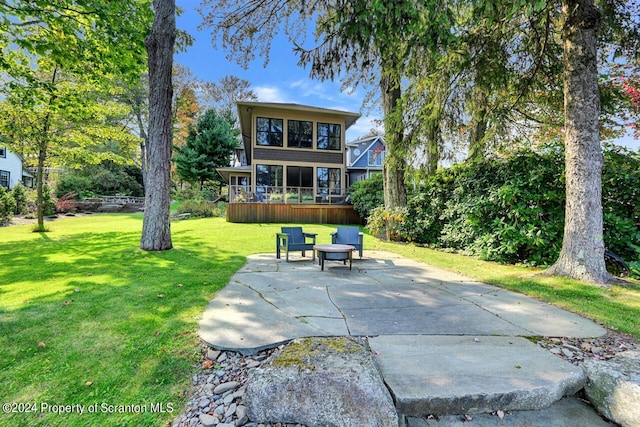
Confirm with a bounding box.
[313,244,356,271]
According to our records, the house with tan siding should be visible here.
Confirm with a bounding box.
[217,102,362,224]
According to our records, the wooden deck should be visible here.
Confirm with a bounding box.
[227,203,363,224]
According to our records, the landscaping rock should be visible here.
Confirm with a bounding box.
[96,203,124,212]
[244,337,398,427]
[583,350,640,427]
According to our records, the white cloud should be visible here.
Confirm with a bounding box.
[254,86,290,103]
[347,115,384,142]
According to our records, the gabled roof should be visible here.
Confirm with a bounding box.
[236,102,361,165]
[347,135,386,168]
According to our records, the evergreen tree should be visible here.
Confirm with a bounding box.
[174,109,240,191]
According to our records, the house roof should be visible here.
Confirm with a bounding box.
[347,135,386,169]
[236,101,361,165]
[216,165,251,184]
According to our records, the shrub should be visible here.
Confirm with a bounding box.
[55,192,79,214]
[11,183,29,215]
[176,201,227,218]
[0,186,15,224]
[366,206,409,241]
[56,162,143,198]
[42,184,56,216]
[401,146,640,276]
[349,174,384,221]
[602,146,640,264]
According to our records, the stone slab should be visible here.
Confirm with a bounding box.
[405,396,614,426]
[462,288,606,338]
[345,306,529,336]
[369,335,586,416]
[198,283,334,354]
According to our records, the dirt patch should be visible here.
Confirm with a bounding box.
[1,213,93,228]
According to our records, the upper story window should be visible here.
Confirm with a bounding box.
[0,147,6,158]
[256,117,283,147]
[368,147,385,166]
[287,120,313,148]
[317,123,341,150]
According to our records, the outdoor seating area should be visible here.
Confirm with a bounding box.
[276,225,364,269]
[276,226,317,262]
[331,226,364,258]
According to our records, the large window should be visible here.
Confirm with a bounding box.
[0,170,9,188]
[287,166,313,189]
[317,123,341,150]
[256,164,283,188]
[287,120,313,148]
[317,167,341,195]
[256,117,283,146]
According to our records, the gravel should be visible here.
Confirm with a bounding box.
[172,330,638,427]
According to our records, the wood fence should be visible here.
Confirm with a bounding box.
[227,203,362,224]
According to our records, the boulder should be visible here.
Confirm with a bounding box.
[244,337,398,427]
[583,350,640,427]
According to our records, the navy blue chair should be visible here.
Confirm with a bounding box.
[276,227,317,262]
[331,226,364,258]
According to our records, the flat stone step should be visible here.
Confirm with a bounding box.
[404,396,614,426]
[369,335,586,417]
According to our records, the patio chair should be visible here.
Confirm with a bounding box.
[276,227,317,262]
[331,226,364,258]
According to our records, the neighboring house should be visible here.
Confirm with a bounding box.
[217,102,361,204]
[0,146,34,189]
[345,135,386,185]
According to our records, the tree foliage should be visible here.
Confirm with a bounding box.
[174,109,240,190]
[399,147,640,278]
[56,162,144,198]
[0,0,152,231]
[348,173,384,221]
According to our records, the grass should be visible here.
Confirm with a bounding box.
[0,215,638,426]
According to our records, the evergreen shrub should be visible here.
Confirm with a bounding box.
[402,147,640,275]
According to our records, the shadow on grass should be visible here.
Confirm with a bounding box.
[0,221,247,427]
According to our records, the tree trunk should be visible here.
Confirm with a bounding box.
[141,0,175,251]
[467,90,488,161]
[35,145,46,231]
[544,0,611,284]
[381,72,407,209]
[134,107,149,192]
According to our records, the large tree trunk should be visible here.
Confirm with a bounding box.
[381,73,407,209]
[141,0,175,251]
[545,0,611,284]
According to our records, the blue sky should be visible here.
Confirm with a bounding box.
[174,2,639,151]
[174,2,381,142]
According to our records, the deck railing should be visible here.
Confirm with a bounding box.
[229,185,350,204]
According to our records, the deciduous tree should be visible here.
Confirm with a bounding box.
[141,0,176,251]
[0,0,151,231]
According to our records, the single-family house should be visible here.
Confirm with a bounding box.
[346,135,386,185]
[217,102,363,224]
[0,146,34,189]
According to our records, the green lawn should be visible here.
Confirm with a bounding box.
[0,214,638,426]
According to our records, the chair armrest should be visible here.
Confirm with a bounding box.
[303,232,317,243]
[276,233,289,245]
